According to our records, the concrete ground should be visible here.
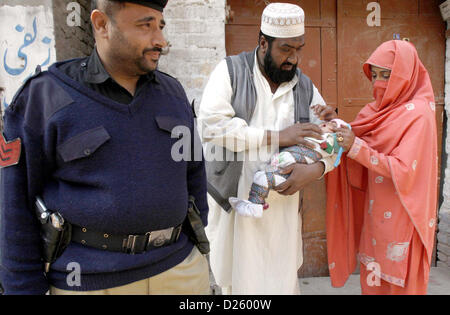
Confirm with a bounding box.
[299,267,450,295]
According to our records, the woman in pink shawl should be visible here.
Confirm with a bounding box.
[324,40,438,294]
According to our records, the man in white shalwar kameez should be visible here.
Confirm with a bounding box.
[198,3,336,295]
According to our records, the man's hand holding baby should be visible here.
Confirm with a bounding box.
[276,123,324,148]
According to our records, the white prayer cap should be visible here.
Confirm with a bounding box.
[261,3,305,38]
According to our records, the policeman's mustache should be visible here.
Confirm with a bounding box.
[143,47,170,56]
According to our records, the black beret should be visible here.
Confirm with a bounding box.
[118,0,168,12]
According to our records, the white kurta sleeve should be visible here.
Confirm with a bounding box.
[309,84,327,125]
[308,85,335,177]
[197,60,265,153]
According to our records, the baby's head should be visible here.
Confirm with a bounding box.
[319,119,348,133]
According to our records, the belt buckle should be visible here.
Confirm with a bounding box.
[124,235,138,254]
[146,227,174,250]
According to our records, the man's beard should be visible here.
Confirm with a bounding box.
[110,29,161,75]
[135,47,162,74]
[263,48,297,84]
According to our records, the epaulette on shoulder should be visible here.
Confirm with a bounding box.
[155,70,195,116]
[156,69,179,82]
[155,70,187,99]
[8,65,44,109]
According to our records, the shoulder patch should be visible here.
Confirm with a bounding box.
[7,66,74,133]
[0,133,21,168]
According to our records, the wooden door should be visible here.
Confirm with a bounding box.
[225,0,338,277]
[337,0,446,264]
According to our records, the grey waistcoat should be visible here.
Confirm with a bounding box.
[205,48,314,212]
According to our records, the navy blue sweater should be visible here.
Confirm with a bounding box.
[0,61,208,294]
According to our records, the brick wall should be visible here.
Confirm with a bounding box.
[438,21,450,269]
[158,0,226,110]
[438,212,450,268]
[52,0,95,60]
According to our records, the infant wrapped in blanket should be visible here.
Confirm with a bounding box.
[229,118,349,218]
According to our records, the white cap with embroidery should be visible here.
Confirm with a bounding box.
[261,3,305,38]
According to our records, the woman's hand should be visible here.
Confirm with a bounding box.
[334,127,355,152]
[311,104,338,121]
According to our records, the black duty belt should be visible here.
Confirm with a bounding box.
[71,224,183,254]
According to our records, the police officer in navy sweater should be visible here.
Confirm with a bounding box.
[0,0,210,295]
